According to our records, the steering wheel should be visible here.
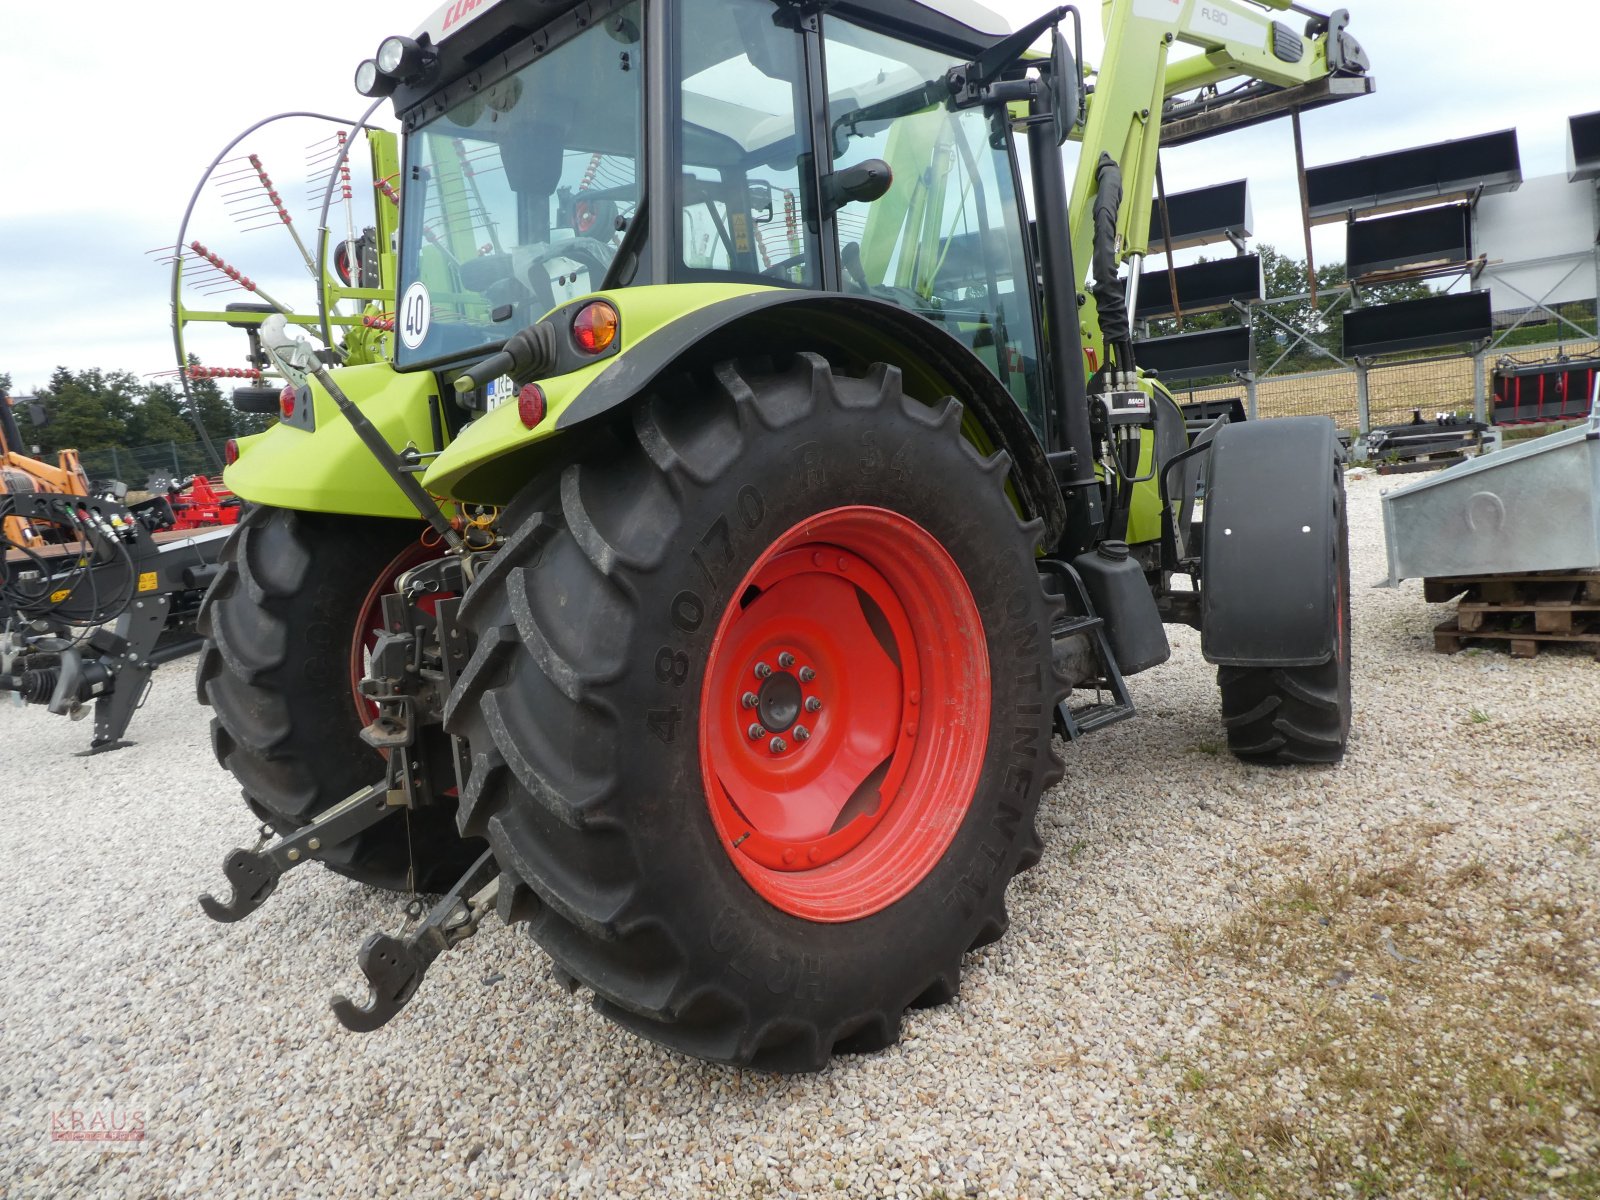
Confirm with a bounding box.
[761,252,809,280]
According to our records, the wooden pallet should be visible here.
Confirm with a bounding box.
[1427,570,1600,659]
[1377,455,1467,476]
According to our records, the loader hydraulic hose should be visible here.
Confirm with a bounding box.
[1091,153,1133,373]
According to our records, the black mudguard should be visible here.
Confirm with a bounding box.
[1200,416,1342,668]
[554,291,1068,547]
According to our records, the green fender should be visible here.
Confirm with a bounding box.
[222,284,768,518]
[222,362,447,519]
[423,287,1068,546]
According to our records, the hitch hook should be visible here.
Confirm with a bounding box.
[332,850,499,1032]
[197,780,397,923]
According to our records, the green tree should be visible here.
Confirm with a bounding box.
[129,383,198,446]
[32,368,143,456]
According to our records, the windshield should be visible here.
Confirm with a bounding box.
[395,4,643,366]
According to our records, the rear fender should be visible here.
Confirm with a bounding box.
[423,289,1066,543]
[222,362,444,519]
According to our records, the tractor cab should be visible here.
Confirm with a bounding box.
[373,0,1055,434]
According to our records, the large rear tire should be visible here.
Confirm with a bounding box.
[446,353,1065,1070]
[196,505,483,891]
[1217,466,1352,763]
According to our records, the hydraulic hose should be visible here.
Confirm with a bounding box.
[1090,153,1133,373]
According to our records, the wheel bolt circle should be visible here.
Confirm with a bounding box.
[754,662,772,679]
[748,723,766,740]
[799,666,816,683]
[805,696,821,712]
[778,651,795,668]
[770,737,788,753]
[741,691,759,709]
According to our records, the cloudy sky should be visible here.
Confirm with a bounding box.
[2,0,1595,392]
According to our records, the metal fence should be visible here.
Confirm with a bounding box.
[78,441,220,490]
[1364,355,1479,430]
[1157,291,1599,436]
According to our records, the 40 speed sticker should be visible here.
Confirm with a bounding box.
[398,281,432,350]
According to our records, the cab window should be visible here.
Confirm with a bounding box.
[822,19,1045,432]
[676,0,820,284]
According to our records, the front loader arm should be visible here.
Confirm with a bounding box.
[1066,0,1370,354]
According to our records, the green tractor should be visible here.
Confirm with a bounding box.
[198,0,1366,1069]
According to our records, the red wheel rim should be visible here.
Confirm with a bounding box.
[349,538,451,722]
[700,506,990,922]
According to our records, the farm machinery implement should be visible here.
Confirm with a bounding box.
[1,489,227,752]
[193,0,1368,1068]
[1,391,237,749]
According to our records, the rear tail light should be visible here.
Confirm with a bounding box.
[224,439,240,466]
[517,383,547,430]
[279,385,296,419]
[572,301,619,355]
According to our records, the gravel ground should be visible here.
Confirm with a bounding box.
[2,471,1596,1199]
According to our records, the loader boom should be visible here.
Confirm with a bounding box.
[1067,0,1371,357]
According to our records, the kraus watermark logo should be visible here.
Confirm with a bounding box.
[48,1105,147,1150]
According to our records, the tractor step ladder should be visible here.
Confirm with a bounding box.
[1042,561,1138,741]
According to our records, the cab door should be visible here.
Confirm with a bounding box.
[671,0,823,286]
[818,15,1048,435]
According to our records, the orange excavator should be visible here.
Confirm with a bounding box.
[0,392,92,549]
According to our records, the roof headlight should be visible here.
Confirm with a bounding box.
[354,59,393,97]
[377,36,417,77]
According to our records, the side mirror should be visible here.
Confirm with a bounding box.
[1051,27,1082,146]
[822,159,893,215]
[748,182,775,223]
[26,401,49,428]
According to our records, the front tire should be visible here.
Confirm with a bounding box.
[446,353,1065,1070]
[196,506,483,891]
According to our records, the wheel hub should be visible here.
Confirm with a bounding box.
[754,666,805,735]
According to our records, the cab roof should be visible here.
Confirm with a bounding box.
[396,0,1013,119]
[410,0,1011,50]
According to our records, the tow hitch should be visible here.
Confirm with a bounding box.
[198,780,402,922]
[331,850,499,1031]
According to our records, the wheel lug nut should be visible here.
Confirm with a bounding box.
[799,666,816,683]
[778,652,795,669]
[805,697,821,712]
[748,723,766,740]
[783,849,797,865]
[770,738,788,753]
[754,662,772,679]
[807,847,822,863]
[741,692,759,708]
[794,725,809,741]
